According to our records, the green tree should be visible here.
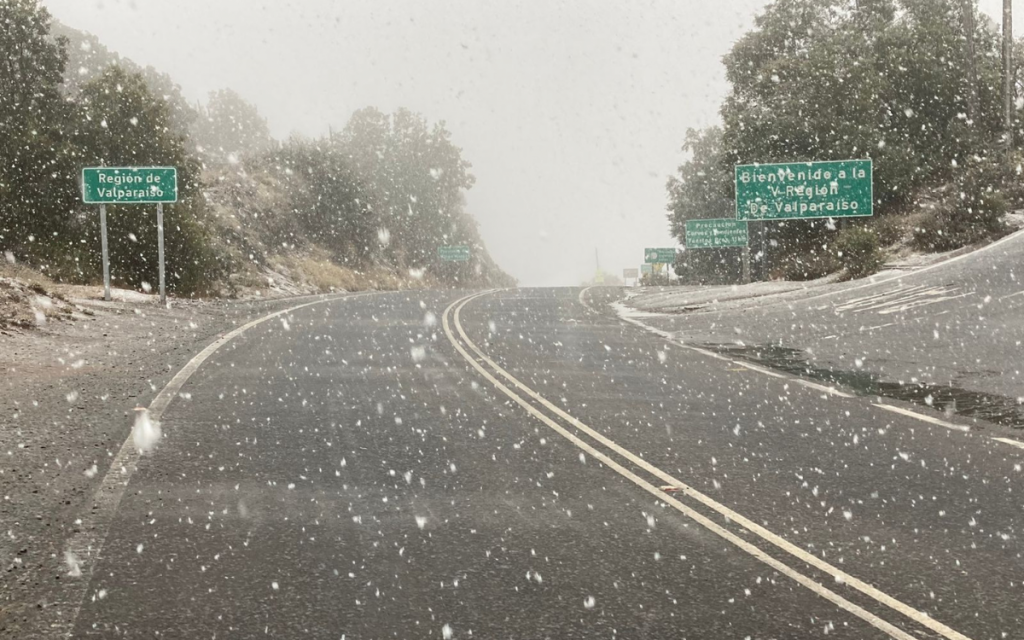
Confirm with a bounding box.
[339,107,475,272]
[274,137,374,264]
[666,128,747,283]
[0,0,80,267]
[683,0,1012,281]
[194,88,274,163]
[52,21,198,141]
[73,66,217,294]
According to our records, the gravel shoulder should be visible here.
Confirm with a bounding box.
[0,291,339,636]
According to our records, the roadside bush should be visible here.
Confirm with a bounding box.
[913,159,1008,252]
[913,194,1005,251]
[872,214,908,247]
[836,226,885,280]
[778,249,838,281]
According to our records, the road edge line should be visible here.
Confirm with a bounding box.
[872,402,971,432]
[52,291,360,637]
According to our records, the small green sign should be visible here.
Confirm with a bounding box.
[82,167,178,204]
[685,219,749,248]
[438,245,470,262]
[622,268,638,279]
[644,247,675,264]
[640,263,653,275]
[735,159,871,221]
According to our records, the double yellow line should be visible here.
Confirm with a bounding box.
[443,290,971,640]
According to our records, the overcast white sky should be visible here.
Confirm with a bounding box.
[41,0,1019,286]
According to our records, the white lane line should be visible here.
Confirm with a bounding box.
[54,292,361,636]
[610,304,733,363]
[997,289,1024,301]
[448,292,971,640]
[872,403,971,433]
[616,310,855,394]
[679,342,732,361]
[796,379,855,398]
[614,307,975,422]
[859,322,898,333]
[444,294,920,640]
[990,437,1024,450]
[732,360,787,378]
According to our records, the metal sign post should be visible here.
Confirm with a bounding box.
[81,167,177,302]
[99,204,110,301]
[761,221,768,280]
[156,203,166,303]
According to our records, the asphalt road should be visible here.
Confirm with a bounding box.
[626,229,1024,428]
[50,286,1023,639]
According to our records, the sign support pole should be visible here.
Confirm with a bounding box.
[760,221,768,280]
[742,246,751,284]
[156,203,166,303]
[99,204,111,301]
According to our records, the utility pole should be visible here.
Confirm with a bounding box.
[962,0,980,125]
[1004,0,1014,151]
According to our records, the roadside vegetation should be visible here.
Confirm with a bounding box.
[0,0,513,298]
[667,0,1024,284]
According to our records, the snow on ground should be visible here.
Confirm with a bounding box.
[0,276,75,330]
[64,286,160,305]
[625,214,1024,316]
[625,279,824,314]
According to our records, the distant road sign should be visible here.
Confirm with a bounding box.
[644,247,675,263]
[82,167,178,204]
[622,268,639,279]
[640,264,653,275]
[438,245,470,262]
[735,159,871,221]
[685,219,749,248]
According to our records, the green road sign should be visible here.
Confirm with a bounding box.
[644,247,675,263]
[82,167,178,204]
[438,245,470,262]
[640,263,653,275]
[685,219,749,248]
[622,268,638,279]
[735,159,871,221]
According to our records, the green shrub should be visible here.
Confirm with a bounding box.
[913,189,1007,251]
[912,156,1009,253]
[873,215,907,247]
[836,226,885,280]
[778,250,839,281]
